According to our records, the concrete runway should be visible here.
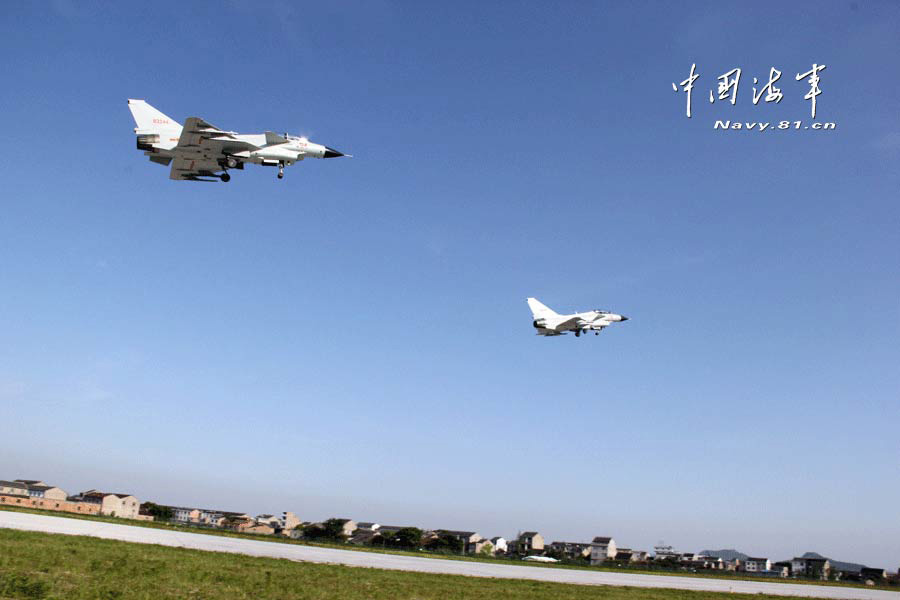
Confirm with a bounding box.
[2,511,897,600]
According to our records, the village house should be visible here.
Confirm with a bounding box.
[165,506,249,527]
[652,544,680,562]
[0,479,101,516]
[289,518,358,540]
[14,479,46,489]
[590,536,617,565]
[198,509,227,526]
[280,511,301,534]
[372,524,407,536]
[612,549,649,563]
[692,555,724,570]
[14,480,68,501]
[0,481,29,497]
[791,556,831,580]
[246,512,299,535]
[256,514,280,528]
[490,537,508,554]
[860,567,888,582]
[772,561,792,577]
[723,558,742,571]
[0,493,99,515]
[205,510,251,527]
[74,490,141,519]
[338,519,358,538]
[549,541,591,559]
[229,517,274,535]
[513,532,545,555]
[613,548,636,562]
[436,530,484,554]
[348,529,379,545]
[171,506,201,523]
[742,557,771,572]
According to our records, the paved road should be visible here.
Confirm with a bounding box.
[1,511,896,600]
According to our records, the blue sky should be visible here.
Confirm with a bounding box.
[1,1,898,567]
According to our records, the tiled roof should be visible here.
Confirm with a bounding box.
[378,525,414,532]
[438,529,477,537]
[0,481,28,489]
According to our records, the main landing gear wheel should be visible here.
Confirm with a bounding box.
[575,330,581,337]
[277,162,285,179]
[220,173,231,182]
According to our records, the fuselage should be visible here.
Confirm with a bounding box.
[128,99,346,181]
[528,299,629,337]
[141,132,333,166]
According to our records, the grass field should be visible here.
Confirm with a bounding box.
[0,528,819,600]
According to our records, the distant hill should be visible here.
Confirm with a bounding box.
[800,551,866,572]
[690,549,870,572]
[700,549,748,561]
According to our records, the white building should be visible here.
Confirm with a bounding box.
[743,557,771,572]
[590,536,618,565]
[78,490,140,519]
[280,511,301,533]
[16,480,68,501]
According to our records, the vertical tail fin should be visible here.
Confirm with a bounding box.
[527,297,559,318]
[127,99,181,132]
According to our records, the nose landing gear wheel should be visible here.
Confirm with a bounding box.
[220,173,231,182]
[277,162,285,179]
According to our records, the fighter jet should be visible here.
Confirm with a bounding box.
[527,297,628,337]
[127,99,348,182]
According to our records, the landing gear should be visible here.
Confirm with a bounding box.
[220,172,231,183]
[277,162,285,179]
[595,331,599,336]
[225,157,238,169]
[575,330,581,337]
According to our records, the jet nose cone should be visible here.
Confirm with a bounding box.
[620,315,629,322]
[323,147,345,158]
